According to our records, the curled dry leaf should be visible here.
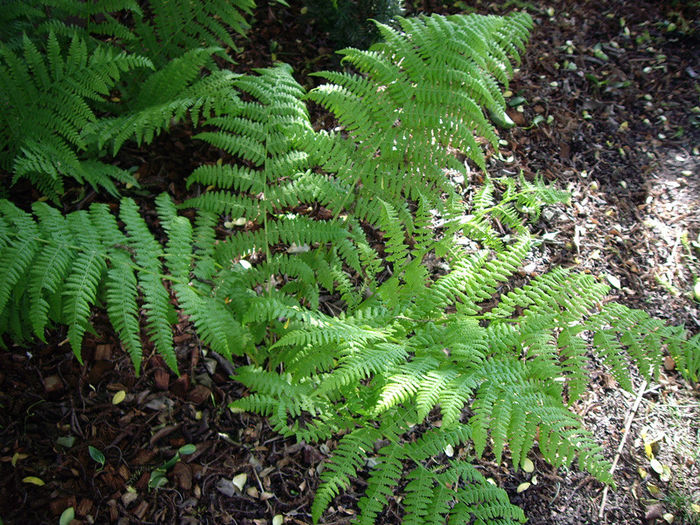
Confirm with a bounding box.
[232,473,247,491]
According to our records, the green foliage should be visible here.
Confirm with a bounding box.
[1,8,699,525]
[0,32,146,197]
[306,12,532,223]
[0,0,253,200]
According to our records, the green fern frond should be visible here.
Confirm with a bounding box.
[355,443,405,525]
[312,427,382,524]
[90,52,239,154]
[308,12,532,215]
[132,0,254,68]
[0,32,146,198]
[62,220,107,360]
[27,203,75,340]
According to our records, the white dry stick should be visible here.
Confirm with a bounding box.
[598,379,648,520]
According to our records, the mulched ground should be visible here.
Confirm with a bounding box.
[1,0,699,524]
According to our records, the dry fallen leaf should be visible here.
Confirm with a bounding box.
[645,503,664,521]
[650,458,664,475]
[516,482,530,493]
[522,458,535,473]
[272,515,284,525]
[11,452,28,467]
[660,465,671,482]
[232,473,247,491]
[605,273,621,289]
[112,390,126,405]
[216,478,235,497]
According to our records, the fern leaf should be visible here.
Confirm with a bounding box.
[312,427,382,524]
[119,198,177,371]
[355,443,405,525]
[105,254,143,373]
[63,247,107,361]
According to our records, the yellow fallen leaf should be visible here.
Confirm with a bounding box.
[691,503,700,513]
[638,467,648,479]
[522,458,534,473]
[112,390,126,405]
[22,476,45,486]
[516,482,530,493]
[232,473,247,491]
[647,483,660,496]
[12,453,28,467]
[644,442,654,460]
[444,444,454,458]
[663,513,674,523]
[272,515,284,525]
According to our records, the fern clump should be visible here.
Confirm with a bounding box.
[0,32,147,197]
[233,193,699,523]
[1,7,699,525]
[0,0,253,200]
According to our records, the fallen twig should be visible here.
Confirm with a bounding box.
[598,379,648,521]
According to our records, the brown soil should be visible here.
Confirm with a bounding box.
[1,1,699,524]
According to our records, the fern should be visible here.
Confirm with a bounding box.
[88,48,241,155]
[236,184,699,521]
[305,12,533,221]
[184,64,379,322]
[131,0,254,68]
[0,0,254,199]
[1,8,699,525]
[0,32,146,199]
